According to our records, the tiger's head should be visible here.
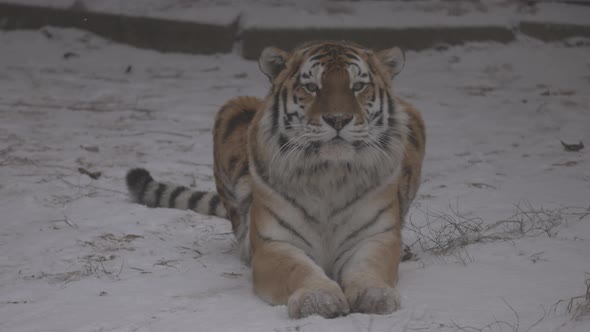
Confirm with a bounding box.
[255,41,408,184]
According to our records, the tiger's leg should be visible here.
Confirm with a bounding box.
[337,227,402,314]
[250,205,350,319]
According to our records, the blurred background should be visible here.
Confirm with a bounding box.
[1,0,590,58]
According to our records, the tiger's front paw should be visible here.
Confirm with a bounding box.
[287,283,350,319]
[346,286,400,314]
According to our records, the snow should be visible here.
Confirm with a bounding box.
[239,1,518,29]
[529,3,590,26]
[1,28,589,331]
[1,0,240,25]
[4,0,590,28]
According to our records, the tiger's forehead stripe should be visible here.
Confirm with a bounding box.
[344,53,361,61]
[291,43,370,81]
[293,51,371,87]
[299,58,324,86]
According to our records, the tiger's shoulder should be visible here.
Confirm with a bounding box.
[211,95,262,252]
[212,95,262,174]
[397,97,426,157]
[392,97,426,219]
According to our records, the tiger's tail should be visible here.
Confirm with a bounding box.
[125,168,226,218]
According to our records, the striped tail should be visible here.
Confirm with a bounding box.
[125,168,226,218]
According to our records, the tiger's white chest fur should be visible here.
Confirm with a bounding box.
[257,153,401,276]
[296,176,397,273]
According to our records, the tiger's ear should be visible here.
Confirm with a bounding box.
[376,47,405,79]
[259,47,289,81]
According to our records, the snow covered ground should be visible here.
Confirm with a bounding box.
[4,0,590,28]
[0,28,589,331]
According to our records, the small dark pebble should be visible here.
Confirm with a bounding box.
[561,140,584,152]
[63,52,79,59]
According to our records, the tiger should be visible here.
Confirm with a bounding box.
[125,40,425,319]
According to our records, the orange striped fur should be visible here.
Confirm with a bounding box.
[127,41,425,319]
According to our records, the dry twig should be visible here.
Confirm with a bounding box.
[567,273,590,320]
[407,201,589,258]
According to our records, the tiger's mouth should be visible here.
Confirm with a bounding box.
[322,136,352,149]
[328,135,347,143]
[318,136,356,160]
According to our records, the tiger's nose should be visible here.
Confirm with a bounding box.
[322,114,353,131]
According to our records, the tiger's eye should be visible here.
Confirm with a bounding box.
[304,83,319,93]
[352,82,367,92]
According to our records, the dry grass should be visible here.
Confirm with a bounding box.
[565,273,590,321]
[407,201,485,256]
[406,200,590,259]
[442,298,551,332]
[23,254,124,287]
